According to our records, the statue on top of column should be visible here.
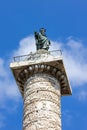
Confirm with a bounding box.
[34,28,51,51]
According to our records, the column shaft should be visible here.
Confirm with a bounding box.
[23,74,61,130]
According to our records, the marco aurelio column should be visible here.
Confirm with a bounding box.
[10,50,72,130]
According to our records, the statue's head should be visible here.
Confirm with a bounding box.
[40,28,46,35]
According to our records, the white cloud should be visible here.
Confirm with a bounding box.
[0,58,20,107]
[76,91,87,101]
[0,58,7,77]
[63,39,87,86]
[13,35,36,56]
[0,58,21,129]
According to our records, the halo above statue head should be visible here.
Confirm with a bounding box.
[40,28,46,33]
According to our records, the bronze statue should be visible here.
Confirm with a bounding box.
[34,28,51,51]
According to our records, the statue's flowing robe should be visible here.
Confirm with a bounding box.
[36,33,50,50]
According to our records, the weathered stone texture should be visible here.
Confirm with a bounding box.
[23,74,61,130]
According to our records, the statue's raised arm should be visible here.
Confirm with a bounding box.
[34,28,51,51]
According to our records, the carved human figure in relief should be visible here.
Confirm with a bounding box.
[34,28,51,51]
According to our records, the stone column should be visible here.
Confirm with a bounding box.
[23,74,61,130]
[10,50,72,130]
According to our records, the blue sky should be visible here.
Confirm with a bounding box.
[0,0,87,130]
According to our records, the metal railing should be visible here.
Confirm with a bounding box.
[13,50,62,62]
